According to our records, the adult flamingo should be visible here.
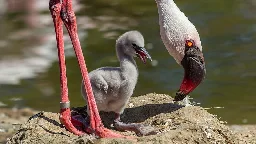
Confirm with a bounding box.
[49,0,127,138]
[155,0,206,102]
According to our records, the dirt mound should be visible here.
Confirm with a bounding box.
[230,125,256,143]
[0,108,38,143]
[5,93,255,143]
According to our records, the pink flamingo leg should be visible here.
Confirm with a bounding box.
[49,0,83,135]
[49,0,131,138]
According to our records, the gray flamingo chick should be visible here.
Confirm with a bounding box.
[81,31,154,136]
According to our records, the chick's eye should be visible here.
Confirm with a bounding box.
[132,43,137,48]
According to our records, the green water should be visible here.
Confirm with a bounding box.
[0,0,255,124]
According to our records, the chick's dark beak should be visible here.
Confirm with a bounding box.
[174,45,206,101]
[135,47,152,64]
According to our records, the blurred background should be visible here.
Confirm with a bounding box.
[0,0,255,124]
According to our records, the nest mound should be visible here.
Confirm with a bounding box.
[6,93,254,144]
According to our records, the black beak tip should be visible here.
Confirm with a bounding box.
[174,91,187,101]
[148,56,153,61]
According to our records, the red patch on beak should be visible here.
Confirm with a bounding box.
[179,77,198,95]
[135,47,152,64]
[137,50,147,63]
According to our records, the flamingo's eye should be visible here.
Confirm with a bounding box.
[185,40,194,48]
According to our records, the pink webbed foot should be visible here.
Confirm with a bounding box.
[60,108,84,135]
[70,108,133,139]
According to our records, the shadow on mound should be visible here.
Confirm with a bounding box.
[99,103,183,128]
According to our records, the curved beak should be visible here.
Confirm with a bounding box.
[174,47,206,101]
[135,47,152,64]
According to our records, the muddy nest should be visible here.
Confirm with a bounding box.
[5,93,254,143]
